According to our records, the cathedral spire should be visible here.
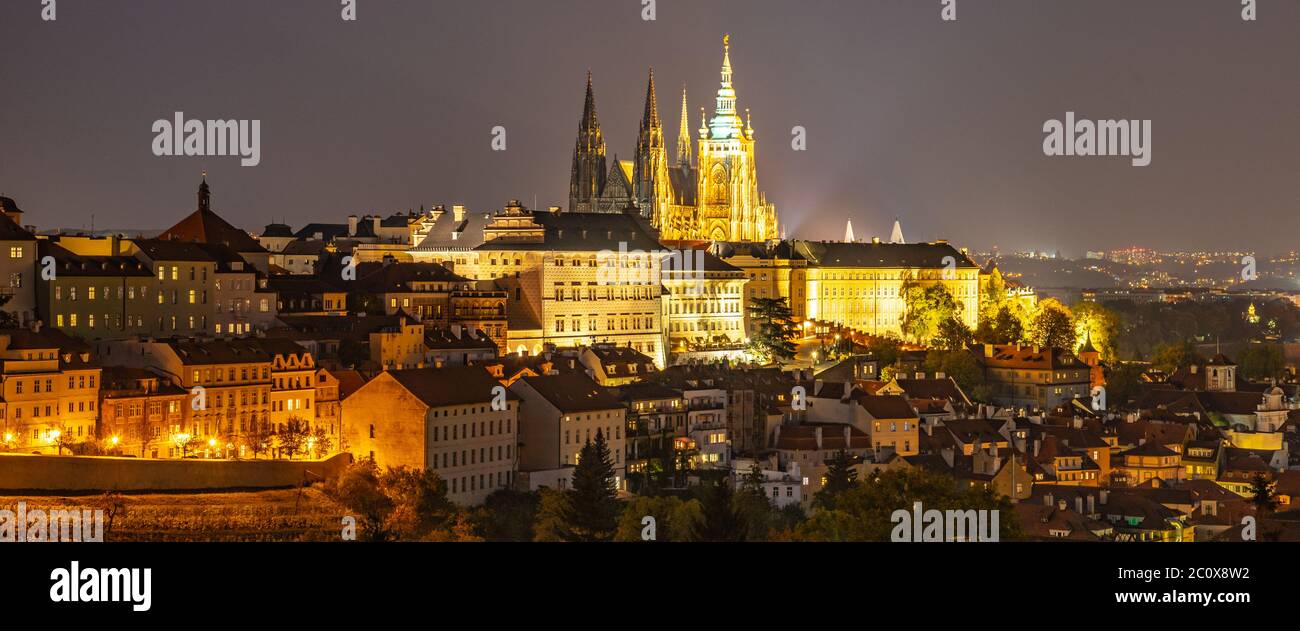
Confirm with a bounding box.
[635,67,668,220]
[708,34,743,140]
[844,219,855,243]
[890,218,905,244]
[675,85,692,167]
[641,68,661,130]
[569,71,607,211]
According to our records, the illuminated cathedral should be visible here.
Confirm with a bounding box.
[568,35,779,243]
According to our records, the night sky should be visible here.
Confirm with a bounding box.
[1,0,1296,256]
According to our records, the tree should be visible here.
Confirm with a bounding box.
[563,430,620,541]
[933,317,973,351]
[324,460,395,541]
[1239,345,1285,381]
[690,478,747,541]
[308,426,334,459]
[746,297,799,363]
[276,418,310,460]
[921,350,985,396]
[1029,299,1076,350]
[95,492,127,540]
[54,427,77,455]
[474,489,539,541]
[1151,340,1198,374]
[323,461,453,541]
[1072,301,1120,360]
[733,464,778,540]
[901,280,961,344]
[245,421,275,459]
[379,466,454,539]
[977,304,1026,344]
[614,495,702,542]
[813,449,859,510]
[532,487,573,542]
[865,333,903,367]
[792,468,1022,541]
[1249,473,1278,518]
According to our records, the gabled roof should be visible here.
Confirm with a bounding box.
[856,394,918,420]
[159,207,266,253]
[976,344,1086,371]
[385,365,510,408]
[518,372,623,413]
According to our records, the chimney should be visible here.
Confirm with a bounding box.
[347,215,358,237]
[1033,438,1041,456]
[1099,489,1109,505]
[453,205,465,222]
[1057,499,1068,511]
[372,216,381,235]
[843,426,851,447]
[814,426,823,450]
[773,425,781,446]
[1074,496,1083,513]
[1044,493,1053,506]
[1086,495,1095,514]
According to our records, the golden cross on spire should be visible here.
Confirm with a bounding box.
[723,34,729,49]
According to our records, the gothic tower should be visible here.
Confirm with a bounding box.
[634,68,670,225]
[675,85,692,167]
[695,35,778,243]
[569,71,607,212]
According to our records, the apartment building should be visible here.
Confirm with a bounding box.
[461,202,666,366]
[341,365,518,505]
[510,371,627,487]
[0,325,101,455]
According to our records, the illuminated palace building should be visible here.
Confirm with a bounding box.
[717,232,983,339]
[569,35,778,243]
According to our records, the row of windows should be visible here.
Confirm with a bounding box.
[13,374,97,394]
[435,444,512,469]
[449,470,511,495]
[3,399,97,419]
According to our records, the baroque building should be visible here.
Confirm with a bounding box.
[569,36,778,244]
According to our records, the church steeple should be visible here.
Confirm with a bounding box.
[708,34,744,140]
[634,68,668,220]
[569,71,607,211]
[197,171,211,212]
[675,85,692,167]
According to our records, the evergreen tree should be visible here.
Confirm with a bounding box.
[813,449,859,510]
[1249,473,1278,517]
[691,478,747,541]
[746,296,799,363]
[564,430,620,541]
